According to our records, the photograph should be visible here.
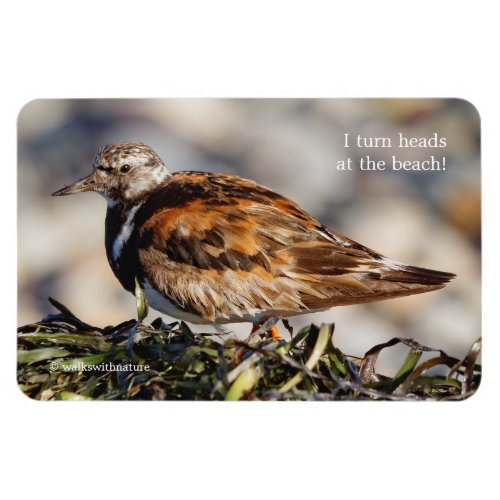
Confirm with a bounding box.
[17,98,481,400]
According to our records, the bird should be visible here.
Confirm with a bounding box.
[52,142,455,345]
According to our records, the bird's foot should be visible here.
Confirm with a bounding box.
[269,325,282,341]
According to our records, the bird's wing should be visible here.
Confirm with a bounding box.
[135,172,454,322]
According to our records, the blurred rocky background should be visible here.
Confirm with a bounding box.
[17,99,480,373]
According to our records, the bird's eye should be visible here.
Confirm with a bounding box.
[119,164,131,173]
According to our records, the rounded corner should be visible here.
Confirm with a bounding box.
[458,378,482,402]
[451,98,481,124]
[17,98,48,129]
[16,376,43,403]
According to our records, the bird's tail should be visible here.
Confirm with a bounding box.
[376,262,456,286]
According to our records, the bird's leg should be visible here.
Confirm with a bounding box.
[246,318,282,342]
[127,277,149,357]
[126,322,138,356]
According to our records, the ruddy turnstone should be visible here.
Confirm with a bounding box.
[52,142,455,345]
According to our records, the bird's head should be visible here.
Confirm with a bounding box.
[52,142,170,205]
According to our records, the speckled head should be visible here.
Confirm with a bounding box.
[52,142,170,205]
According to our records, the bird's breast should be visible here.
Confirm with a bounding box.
[105,204,143,293]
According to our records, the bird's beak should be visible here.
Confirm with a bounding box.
[51,172,98,196]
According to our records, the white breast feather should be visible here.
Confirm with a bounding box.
[112,202,144,267]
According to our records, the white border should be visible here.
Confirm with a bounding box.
[4,1,496,498]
